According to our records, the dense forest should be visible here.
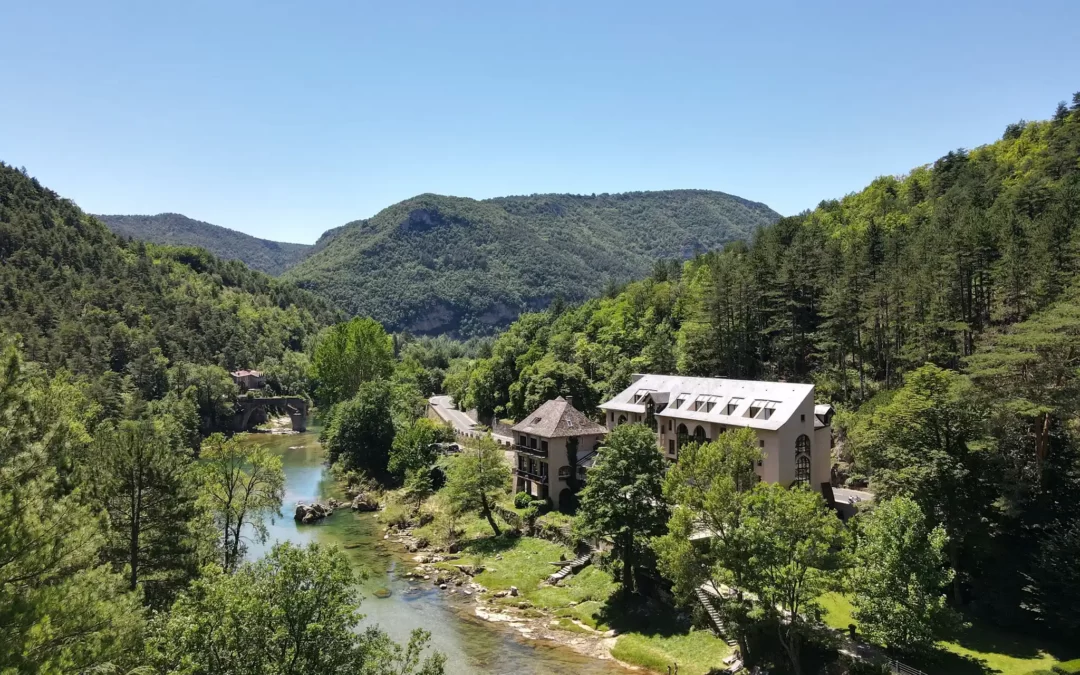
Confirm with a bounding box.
[0,164,449,673]
[283,190,779,336]
[1,163,341,402]
[97,212,315,275]
[446,94,1080,640]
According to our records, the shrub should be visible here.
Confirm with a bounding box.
[514,491,532,509]
[381,502,410,529]
[529,498,552,515]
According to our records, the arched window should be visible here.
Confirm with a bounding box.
[645,400,657,431]
[795,455,811,486]
[693,425,707,443]
[676,424,689,447]
[796,434,811,456]
[617,415,627,426]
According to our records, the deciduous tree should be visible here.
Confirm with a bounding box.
[576,424,668,591]
[148,542,446,675]
[851,496,956,655]
[323,381,396,475]
[444,436,510,536]
[198,433,285,571]
[312,317,394,405]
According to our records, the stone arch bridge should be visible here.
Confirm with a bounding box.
[233,396,308,432]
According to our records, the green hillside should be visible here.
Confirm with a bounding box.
[97,212,313,275]
[282,190,779,336]
[0,164,340,384]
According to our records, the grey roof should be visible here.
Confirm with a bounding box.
[511,396,608,438]
[600,374,816,431]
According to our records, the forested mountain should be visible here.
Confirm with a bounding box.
[283,190,780,336]
[0,162,340,395]
[96,212,314,275]
[446,94,1080,638]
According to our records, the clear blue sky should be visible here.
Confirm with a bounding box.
[2,1,1078,244]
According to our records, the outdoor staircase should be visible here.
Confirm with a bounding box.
[544,550,593,585]
[695,587,738,649]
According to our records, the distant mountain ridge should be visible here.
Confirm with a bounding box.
[282,189,780,336]
[96,212,313,275]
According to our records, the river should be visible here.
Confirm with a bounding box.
[242,426,630,675]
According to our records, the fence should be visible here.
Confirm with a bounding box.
[887,659,927,675]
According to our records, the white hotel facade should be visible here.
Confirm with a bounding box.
[599,374,834,488]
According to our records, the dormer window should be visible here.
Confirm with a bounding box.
[747,400,779,420]
[631,389,655,404]
[674,395,688,409]
[533,416,542,424]
[724,397,743,415]
[693,395,720,413]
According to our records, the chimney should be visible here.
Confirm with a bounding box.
[564,396,573,408]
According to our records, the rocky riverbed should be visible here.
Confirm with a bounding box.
[379,521,629,668]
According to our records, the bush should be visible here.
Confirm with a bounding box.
[381,502,410,530]
[514,491,532,509]
[529,498,552,515]
[1054,660,1080,674]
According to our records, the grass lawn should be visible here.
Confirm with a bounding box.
[444,529,732,674]
[819,593,1071,675]
[612,631,733,675]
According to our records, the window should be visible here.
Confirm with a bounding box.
[801,414,805,422]
[674,395,687,409]
[529,437,537,449]
[618,415,627,426]
[724,397,743,415]
[795,434,810,456]
[519,435,527,446]
[541,440,549,453]
[646,401,657,431]
[795,455,811,486]
[747,400,779,420]
[677,424,689,447]
[631,389,655,404]
[668,439,675,455]
[518,456,526,471]
[693,425,707,443]
[668,419,672,431]
[692,395,719,413]
[609,412,614,423]
[558,466,571,480]
[540,462,548,477]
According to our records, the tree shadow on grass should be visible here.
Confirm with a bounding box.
[904,650,994,675]
[595,590,692,638]
[458,533,521,557]
[943,617,1075,662]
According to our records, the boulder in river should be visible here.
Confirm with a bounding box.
[294,501,335,524]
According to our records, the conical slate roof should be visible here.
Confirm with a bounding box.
[511,396,608,438]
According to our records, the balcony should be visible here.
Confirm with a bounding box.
[514,466,549,484]
[515,443,548,458]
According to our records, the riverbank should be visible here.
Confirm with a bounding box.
[376,493,734,675]
[241,427,632,674]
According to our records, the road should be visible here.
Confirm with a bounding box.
[428,395,478,434]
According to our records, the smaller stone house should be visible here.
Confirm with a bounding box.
[511,396,607,508]
[230,369,265,391]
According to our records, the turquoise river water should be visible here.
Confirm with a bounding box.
[242,426,630,675]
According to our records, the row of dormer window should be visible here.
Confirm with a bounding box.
[633,391,780,420]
